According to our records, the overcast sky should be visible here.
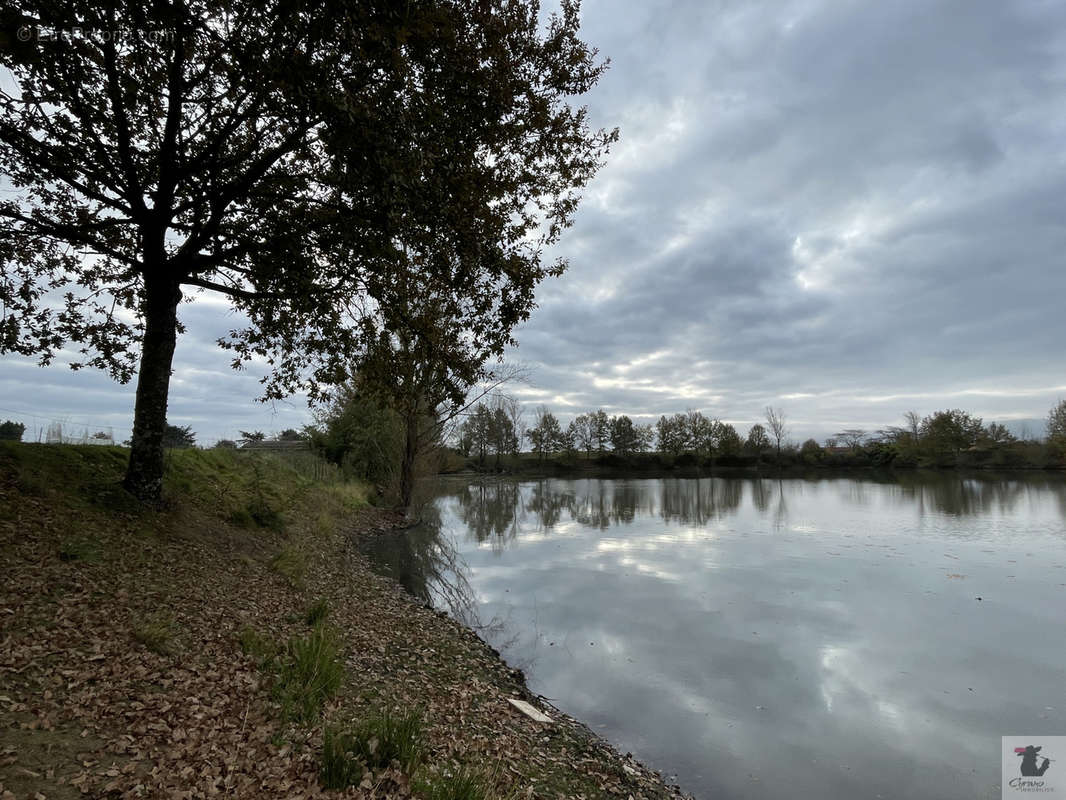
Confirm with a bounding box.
[3,0,1065,445]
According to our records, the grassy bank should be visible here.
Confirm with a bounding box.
[0,443,689,799]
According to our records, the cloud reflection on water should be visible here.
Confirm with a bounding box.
[364,473,1066,800]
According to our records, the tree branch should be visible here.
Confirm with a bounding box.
[0,206,138,268]
[100,20,148,219]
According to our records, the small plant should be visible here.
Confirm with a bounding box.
[318,708,425,790]
[355,708,424,772]
[238,625,278,669]
[132,613,177,655]
[270,545,307,589]
[276,625,344,722]
[319,724,367,790]
[414,766,493,800]
[304,598,329,626]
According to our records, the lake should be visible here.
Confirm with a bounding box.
[361,473,1066,800]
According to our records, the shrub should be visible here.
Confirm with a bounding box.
[162,424,197,448]
[248,499,285,530]
[57,535,101,562]
[0,420,25,441]
[229,507,256,527]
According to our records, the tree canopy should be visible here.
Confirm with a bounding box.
[0,0,616,500]
[918,409,984,457]
[0,420,26,441]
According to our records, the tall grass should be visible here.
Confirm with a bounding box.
[276,625,345,722]
[269,545,308,589]
[132,612,177,655]
[414,766,495,800]
[319,708,425,788]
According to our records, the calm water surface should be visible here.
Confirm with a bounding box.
[362,474,1066,800]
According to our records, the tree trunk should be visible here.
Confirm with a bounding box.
[399,408,418,513]
[124,277,182,502]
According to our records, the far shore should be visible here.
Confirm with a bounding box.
[443,453,1066,481]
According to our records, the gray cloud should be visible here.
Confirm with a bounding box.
[3,0,1065,444]
[509,0,1066,438]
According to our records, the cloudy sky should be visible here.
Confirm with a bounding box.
[3,0,1065,445]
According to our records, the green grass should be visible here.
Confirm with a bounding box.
[240,623,345,722]
[319,708,425,789]
[351,707,425,771]
[414,766,494,800]
[238,625,279,669]
[276,625,345,722]
[319,724,369,789]
[132,613,177,655]
[0,441,365,537]
[270,545,308,589]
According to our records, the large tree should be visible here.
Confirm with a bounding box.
[685,410,713,461]
[764,406,788,460]
[745,423,770,455]
[919,409,984,459]
[570,412,595,458]
[656,413,689,458]
[608,414,638,457]
[0,0,615,501]
[526,405,562,462]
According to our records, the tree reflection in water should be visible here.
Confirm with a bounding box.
[354,473,1066,800]
[819,470,1066,520]
[362,474,1066,626]
[455,480,522,550]
[357,500,491,633]
[659,477,743,525]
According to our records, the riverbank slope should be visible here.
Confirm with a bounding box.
[0,443,690,799]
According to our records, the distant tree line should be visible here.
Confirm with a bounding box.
[454,404,788,467]
[450,399,1066,471]
[803,403,1066,468]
